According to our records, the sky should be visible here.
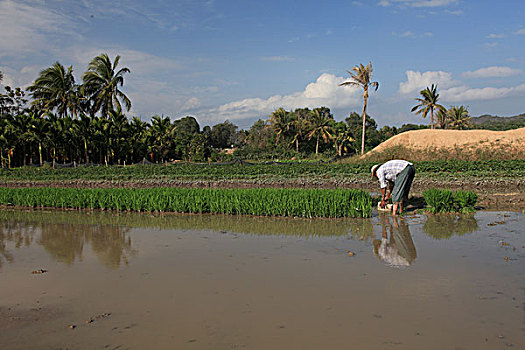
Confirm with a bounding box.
[1,0,524,129]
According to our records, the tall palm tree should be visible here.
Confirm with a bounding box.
[339,62,379,155]
[411,84,445,129]
[148,115,173,163]
[27,62,79,117]
[448,105,471,130]
[82,53,131,119]
[307,108,334,155]
[270,108,295,148]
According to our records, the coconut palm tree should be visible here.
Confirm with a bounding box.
[270,108,295,148]
[27,62,79,117]
[307,108,334,155]
[339,62,379,155]
[290,108,311,153]
[448,105,471,130]
[411,84,445,129]
[82,53,131,119]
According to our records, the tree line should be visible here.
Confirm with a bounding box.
[0,56,480,168]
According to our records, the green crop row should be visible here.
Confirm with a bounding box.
[0,187,372,218]
[422,189,478,213]
[0,159,523,181]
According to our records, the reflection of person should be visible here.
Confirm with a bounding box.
[371,160,416,215]
[373,215,417,267]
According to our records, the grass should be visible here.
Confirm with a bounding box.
[0,187,372,218]
[422,189,478,213]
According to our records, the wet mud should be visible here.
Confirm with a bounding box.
[0,210,524,349]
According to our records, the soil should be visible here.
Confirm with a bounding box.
[365,127,525,157]
[1,176,524,211]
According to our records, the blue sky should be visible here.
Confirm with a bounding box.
[1,0,524,129]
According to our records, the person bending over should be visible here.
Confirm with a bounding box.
[371,159,416,215]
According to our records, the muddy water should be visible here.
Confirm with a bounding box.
[0,210,523,350]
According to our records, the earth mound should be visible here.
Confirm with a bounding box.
[363,128,525,160]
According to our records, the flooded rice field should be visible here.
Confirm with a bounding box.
[0,209,523,350]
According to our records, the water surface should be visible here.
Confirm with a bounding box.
[1,209,523,349]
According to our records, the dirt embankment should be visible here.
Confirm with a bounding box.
[364,128,525,160]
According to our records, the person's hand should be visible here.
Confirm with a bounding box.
[380,199,386,208]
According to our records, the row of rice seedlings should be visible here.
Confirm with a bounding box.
[422,189,478,213]
[0,187,372,218]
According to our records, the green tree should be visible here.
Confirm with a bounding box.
[27,62,79,117]
[210,120,238,149]
[411,84,445,129]
[306,107,334,155]
[82,53,131,118]
[270,108,295,149]
[148,115,173,162]
[290,108,312,153]
[333,121,354,157]
[339,62,379,155]
[448,105,471,130]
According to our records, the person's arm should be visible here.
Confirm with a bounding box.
[380,187,387,208]
[385,182,393,201]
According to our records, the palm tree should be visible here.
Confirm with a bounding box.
[333,121,355,157]
[411,84,445,129]
[436,107,449,129]
[307,108,334,155]
[148,115,173,163]
[290,108,311,153]
[270,108,295,148]
[82,53,131,119]
[27,62,79,117]
[339,62,379,155]
[448,105,471,130]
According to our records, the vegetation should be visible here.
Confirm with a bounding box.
[339,62,379,155]
[411,84,445,129]
[1,57,524,169]
[0,187,372,218]
[422,189,478,213]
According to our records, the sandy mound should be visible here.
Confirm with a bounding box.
[364,128,525,159]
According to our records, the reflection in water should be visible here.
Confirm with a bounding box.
[373,215,417,267]
[0,213,135,269]
[0,210,365,238]
[423,214,478,239]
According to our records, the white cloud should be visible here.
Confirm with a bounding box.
[487,33,505,38]
[66,47,182,76]
[379,0,459,8]
[442,84,525,102]
[0,0,78,57]
[392,31,433,38]
[462,66,522,79]
[399,70,459,94]
[261,56,296,62]
[514,29,525,35]
[200,73,363,123]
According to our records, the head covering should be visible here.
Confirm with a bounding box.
[371,164,380,178]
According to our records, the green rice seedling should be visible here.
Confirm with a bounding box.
[453,190,478,213]
[0,187,372,218]
[423,188,478,213]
